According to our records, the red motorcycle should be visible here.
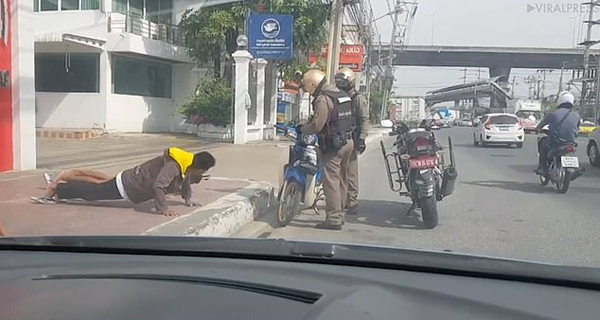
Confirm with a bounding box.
[380,123,457,229]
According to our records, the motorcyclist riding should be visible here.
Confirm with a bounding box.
[535,91,581,175]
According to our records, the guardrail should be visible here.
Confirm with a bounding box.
[107,12,186,47]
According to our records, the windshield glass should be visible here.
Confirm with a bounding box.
[3,0,600,271]
[490,115,519,124]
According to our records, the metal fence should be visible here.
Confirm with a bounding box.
[108,12,186,47]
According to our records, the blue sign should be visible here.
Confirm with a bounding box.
[249,13,293,60]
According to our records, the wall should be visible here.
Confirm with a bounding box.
[12,0,37,170]
[106,31,192,63]
[34,10,108,42]
[36,92,106,128]
[106,94,176,132]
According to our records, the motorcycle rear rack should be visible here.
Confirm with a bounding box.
[380,140,405,192]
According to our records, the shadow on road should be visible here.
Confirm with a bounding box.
[462,180,600,194]
[346,200,426,229]
[462,180,547,194]
[61,200,184,214]
[280,200,426,229]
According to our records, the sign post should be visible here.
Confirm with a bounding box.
[248,13,294,60]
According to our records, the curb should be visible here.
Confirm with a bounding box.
[143,180,277,237]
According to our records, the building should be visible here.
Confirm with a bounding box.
[390,96,426,123]
[1,0,231,172]
[32,0,208,133]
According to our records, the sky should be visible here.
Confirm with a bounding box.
[369,0,600,98]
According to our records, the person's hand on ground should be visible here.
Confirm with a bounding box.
[184,199,202,207]
[163,211,182,217]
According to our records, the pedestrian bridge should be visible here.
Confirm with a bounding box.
[371,45,587,77]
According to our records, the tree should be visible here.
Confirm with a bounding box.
[369,90,384,123]
[179,0,330,79]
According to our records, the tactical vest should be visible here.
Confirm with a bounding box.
[316,90,355,152]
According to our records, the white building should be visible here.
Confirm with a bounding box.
[33,0,208,132]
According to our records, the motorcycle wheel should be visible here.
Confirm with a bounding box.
[555,167,571,194]
[419,195,439,229]
[276,181,302,227]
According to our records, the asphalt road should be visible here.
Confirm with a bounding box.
[242,127,600,267]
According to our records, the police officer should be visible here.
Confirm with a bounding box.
[334,67,369,216]
[299,69,355,230]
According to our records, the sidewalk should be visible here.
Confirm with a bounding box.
[1,129,388,237]
[1,133,288,237]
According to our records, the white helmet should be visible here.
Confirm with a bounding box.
[556,91,575,107]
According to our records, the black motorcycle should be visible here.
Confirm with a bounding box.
[536,128,585,194]
[380,122,457,229]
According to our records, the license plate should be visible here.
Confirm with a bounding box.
[499,127,509,131]
[561,156,579,168]
[409,157,439,169]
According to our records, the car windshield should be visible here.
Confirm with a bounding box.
[3,0,600,273]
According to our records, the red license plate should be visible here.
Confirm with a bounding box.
[409,157,439,169]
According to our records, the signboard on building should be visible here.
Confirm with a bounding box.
[309,44,364,72]
[248,13,294,60]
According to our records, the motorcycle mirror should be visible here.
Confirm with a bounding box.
[381,119,394,128]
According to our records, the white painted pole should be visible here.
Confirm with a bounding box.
[232,50,253,145]
[254,58,268,139]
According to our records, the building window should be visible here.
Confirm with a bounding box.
[40,0,58,11]
[34,0,99,12]
[113,0,173,23]
[112,55,172,98]
[61,0,78,10]
[35,53,100,93]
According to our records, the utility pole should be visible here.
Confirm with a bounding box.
[510,76,517,99]
[462,68,467,84]
[537,69,553,100]
[326,0,344,82]
[381,0,402,122]
[558,61,567,94]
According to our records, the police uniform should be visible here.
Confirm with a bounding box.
[301,84,355,227]
[346,89,369,213]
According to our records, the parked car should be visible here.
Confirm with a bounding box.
[473,113,524,148]
[587,127,600,167]
[459,118,473,127]
[579,121,597,135]
[520,115,540,133]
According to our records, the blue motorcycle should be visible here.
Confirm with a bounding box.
[275,125,324,227]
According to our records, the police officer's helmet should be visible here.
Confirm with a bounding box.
[301,69,326,95]
[334,67,355,90]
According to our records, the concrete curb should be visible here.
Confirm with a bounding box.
[143,180,277,237]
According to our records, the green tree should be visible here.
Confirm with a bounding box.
[369,90,384,123]
[180,77,233,127]
[179,0,330,79]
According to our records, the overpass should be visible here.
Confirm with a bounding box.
[425,77,512,112]
[370,45,589,77]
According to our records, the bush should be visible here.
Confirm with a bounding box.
[180,77,232,127]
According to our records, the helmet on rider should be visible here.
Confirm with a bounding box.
[301,69,326,96]
[556,91,575,108]
[333,67,355,91]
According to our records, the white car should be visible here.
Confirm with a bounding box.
[473,113,524,148]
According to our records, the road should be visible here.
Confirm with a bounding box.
[237,127,600,267]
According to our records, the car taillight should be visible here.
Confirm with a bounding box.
[567,144,576,152]
[484,122,492,130]
[414,137,431,151]
[518,121,523,130]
